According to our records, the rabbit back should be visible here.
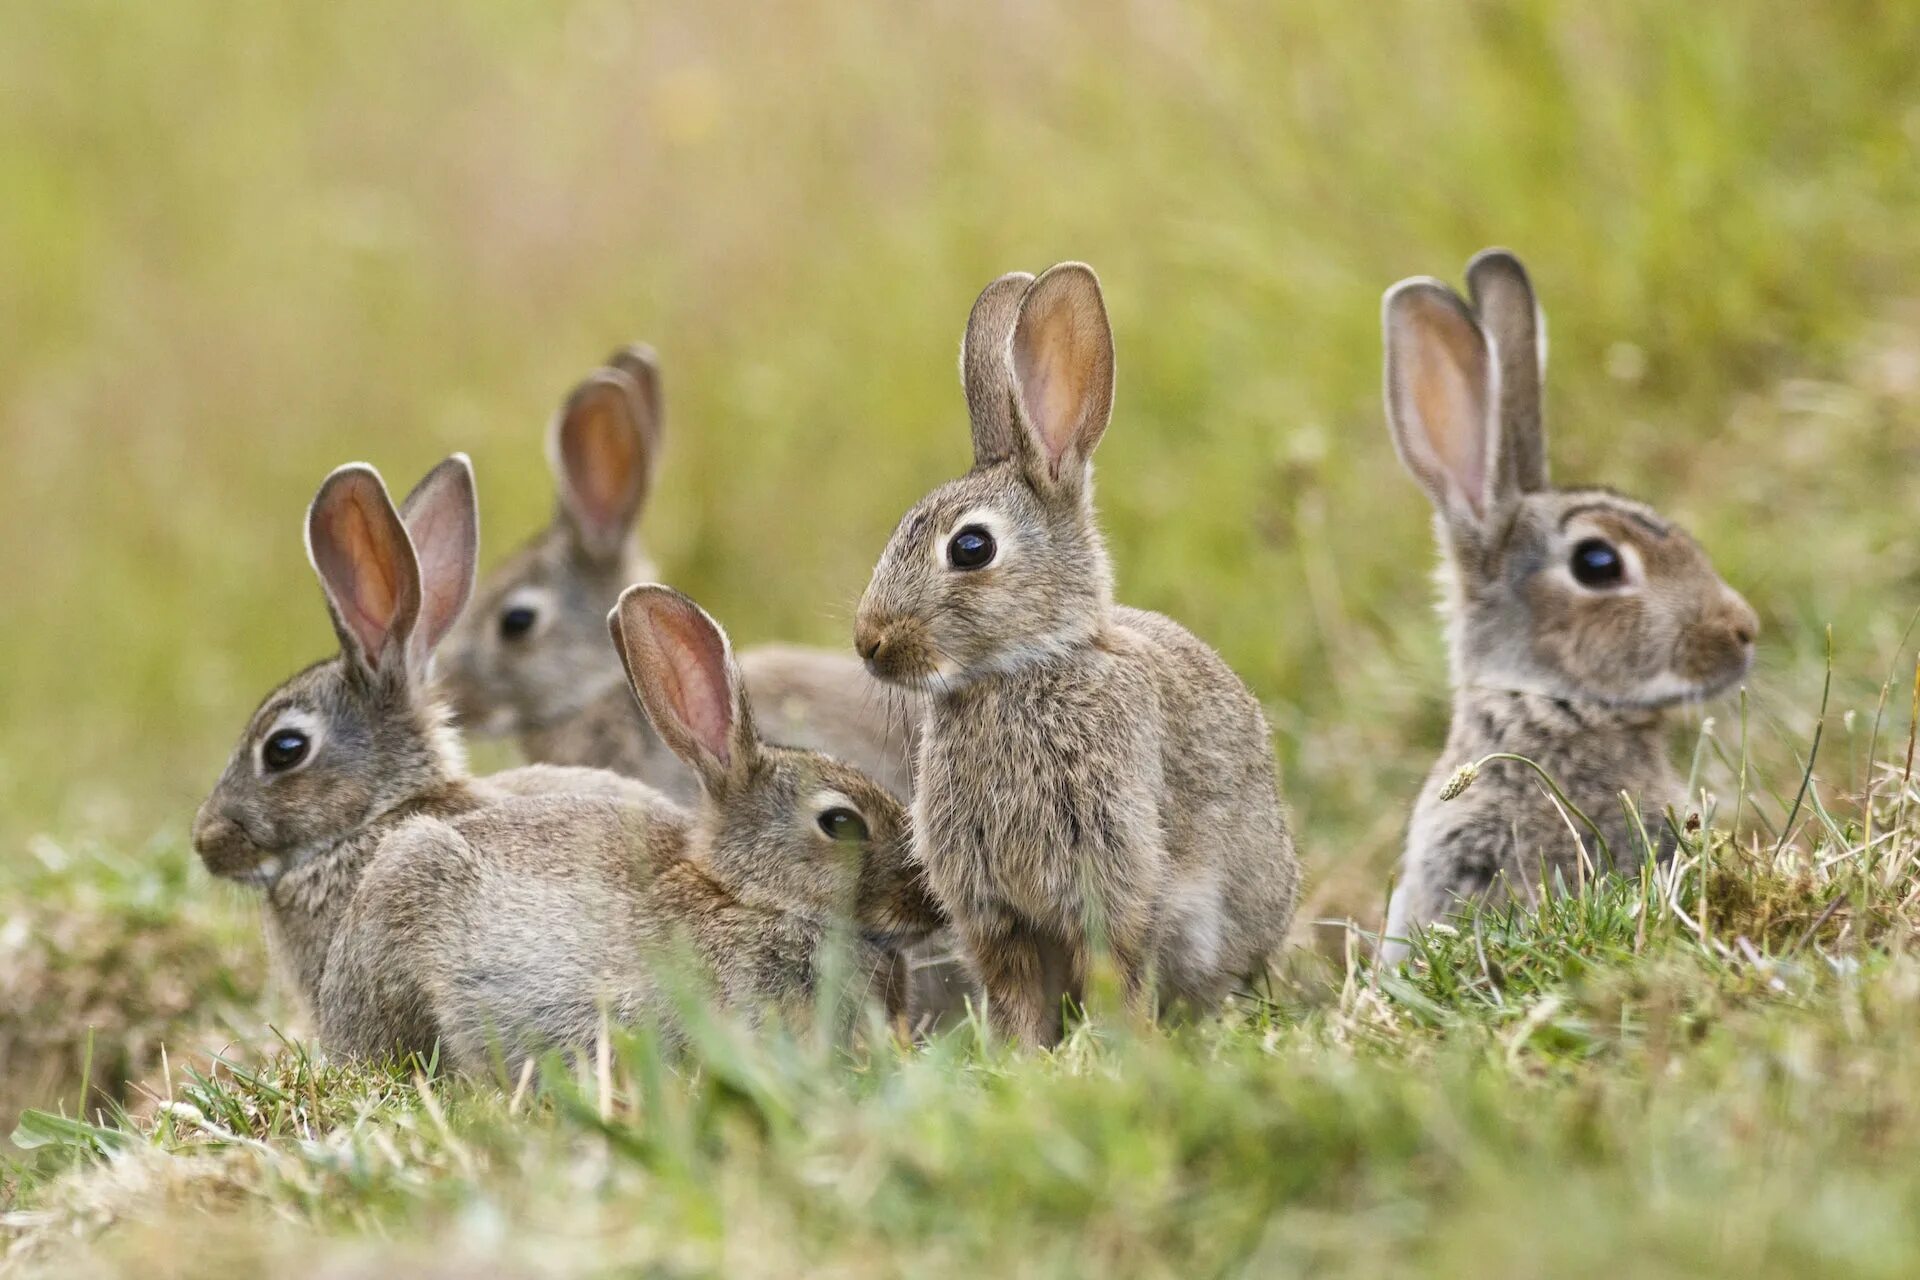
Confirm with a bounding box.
[322,792,686,1070]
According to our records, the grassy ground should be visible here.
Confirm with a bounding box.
[5,0,1920,1274]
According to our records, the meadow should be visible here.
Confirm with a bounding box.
[5,0,1920,1274]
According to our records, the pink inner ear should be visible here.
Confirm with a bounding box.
[315,478,410,666]
[1025,354,1068,461]
[1395,291,1493,519]
[1012,269,1112,480]
[406,485,474,655]
[652,605,734,766]
[559,380,645,539]
[1414,350,1487,508]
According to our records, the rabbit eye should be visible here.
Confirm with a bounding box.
[1571,538,1625,588]
[500,605,538,639]
[947,525,996,571]
[817,807,869,842]
[262,729,310,772]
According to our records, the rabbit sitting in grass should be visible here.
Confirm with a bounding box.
[1377,249,1758,964]
[434,345,916,803]
[856,264,1300,1047]
[332,586,944,1071]
[191,457,661,1041]
[432,347,966,1029]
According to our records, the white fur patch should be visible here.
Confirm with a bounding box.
[255,707,325,778]
[499,585,557,640]
[809,789,861,823]
[933,506,1014,573]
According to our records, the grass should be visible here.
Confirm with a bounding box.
[5,0,1920,1274]
[10,744,1920,1277]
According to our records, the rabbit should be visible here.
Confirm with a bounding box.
[190,455,664,1042]
[434,344,917,803]
[330,585,945,1072]
[853,263,1300,1047]
[1377,248,1759,965]
[430,345,964,1030]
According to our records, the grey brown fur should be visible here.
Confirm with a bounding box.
[190,456,661,1043]
[1379,249,1758,963]
[194,461,938,1067]
[342,586,943,1071]
[435,344,917,802]
[432,346,958,1026]
[856,264,1299,1047]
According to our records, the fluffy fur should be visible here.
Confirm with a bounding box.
[190,457,663,1048]
[434,344,918,801]
[1379,249,1758,963]
[431,346,958,1027]
[194,465,938,1068]
[855,264,1299,1047]
[338,587,944,1071]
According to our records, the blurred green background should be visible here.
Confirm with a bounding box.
[4,0,1920,931]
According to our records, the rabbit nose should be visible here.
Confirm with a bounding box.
[190,803,232,855]
[1718,589,1760,648]
[855,619,889,664]
[191,801,252,859]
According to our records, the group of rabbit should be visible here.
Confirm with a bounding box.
[190,248,1757,1066]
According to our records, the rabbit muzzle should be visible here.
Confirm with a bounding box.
[190,801,282,885]
[854,613,937,686]
[1672,586,1760,696]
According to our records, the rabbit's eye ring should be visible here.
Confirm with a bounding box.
[1571,538,1625,588]
[947,525,996,571]
[818,807,869,842]
[500,605,538,639]
[262,729,310,772]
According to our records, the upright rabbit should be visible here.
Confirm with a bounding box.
[190,457,659,1039]
[337,586,944,1072]
[435,345,916,802]
[1378,249,1758,964]
[855,264,1299,1047]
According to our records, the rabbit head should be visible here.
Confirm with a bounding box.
[438,346,663,734]
[610,585,942,948]
[191,458,479,886]
[855,264,1118,690]
[1382,249,1757,709]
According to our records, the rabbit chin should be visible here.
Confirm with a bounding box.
[934,625,1105,689]
[1464,661,1748,712]
[218,835,340,889]
[1624,663,1752,709]
[200,845,288,889]
[230,854,288,888]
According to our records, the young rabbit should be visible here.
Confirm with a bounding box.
[333,586,944,1071]
[854,264,1300,1047]
[190,456,659,1039]
[1378,249,1759,964]
[434,345,916,802]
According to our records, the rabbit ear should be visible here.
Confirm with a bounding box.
[1382,278,1499,529]
[1009,263,1115,490]
[961,272,1036,467]
[608,585,761,794]
[604,342,666,464]
[548,368,656,563]
[398,454,479,672]
[1466,248,1549,496]
[306,464,422,684]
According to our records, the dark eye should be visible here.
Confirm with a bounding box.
[818,807,869,842]
[947,525,996,571]
[1570,538,1625,588]
[500,605,538,639]
[262,729,310,772]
